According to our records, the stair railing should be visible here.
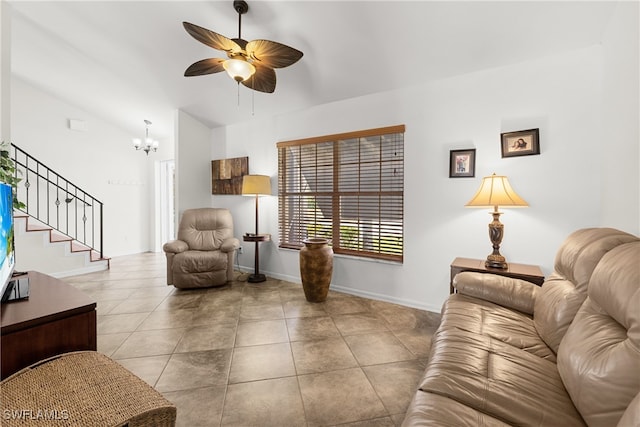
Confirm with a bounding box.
[10,143,105,260]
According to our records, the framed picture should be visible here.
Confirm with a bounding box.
[211,156,249,194]
[501,128,540,158]
[449,149,476,178]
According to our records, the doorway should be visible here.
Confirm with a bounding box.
[159,159,175,246]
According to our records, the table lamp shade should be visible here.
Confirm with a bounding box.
[465,173,528,208]
[465,173,527,270]
[242,175,271,196]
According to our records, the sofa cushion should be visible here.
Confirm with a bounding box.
[402,391,511,427]
[418,328,585,426]
[558,241,640,427]
[439,293,555,361]
[534,228,639,354]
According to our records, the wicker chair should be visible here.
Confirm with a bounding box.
[0,351,176,426]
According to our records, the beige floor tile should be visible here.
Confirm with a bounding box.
[137,308,197,331]
[108,296,166,314]
[156,349,233,393]
[376,305,441,330]
[286,316,340,341]
[239,301,285,321]
[229,342,296,383]
[97,312,150,334]
[333,312,389,336]
[155,293,204,311]
[222,377,306,427]
[175,322,237,353]
[95,299,123,315]
[298,367,387,426]
[291,337,358,374]
[235,319,289,347]
[323,295,372,315]
[393,326,438,358]
[345,331,415,365]
[191,305,241,326]
[164,385,227,427]
[283,298,328,318]
[116,354,171,387]
[112,328,186,359]
[363,360,427,415]
[97,332,130,356]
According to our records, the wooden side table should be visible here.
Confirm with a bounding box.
[1,271,97,378]
[243,233,271,283]
[450,257,545,294]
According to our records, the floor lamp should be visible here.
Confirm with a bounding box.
[465,173,528,269]
[242,175,271,282]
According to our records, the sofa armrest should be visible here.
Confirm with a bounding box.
[163,240,189,254]
[453,271,540,315]
[221,237,241,253]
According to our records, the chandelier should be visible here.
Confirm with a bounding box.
[132,119,158,155]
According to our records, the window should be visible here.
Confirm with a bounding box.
[277,125,404,262]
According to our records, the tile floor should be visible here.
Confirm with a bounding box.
[63,252,441,427]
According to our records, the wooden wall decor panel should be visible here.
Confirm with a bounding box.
[211,156,249,195]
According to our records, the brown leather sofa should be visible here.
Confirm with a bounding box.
[403,228,640,426]
[163,208,240,288]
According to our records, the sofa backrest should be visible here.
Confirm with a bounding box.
[557,241,640,427]
[177,208,234,251]
[534,228,638,353]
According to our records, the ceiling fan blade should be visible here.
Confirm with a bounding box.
[184,58,226,77]
[183,22,241,54]
[246,39,303,69]
[242,65,276,93]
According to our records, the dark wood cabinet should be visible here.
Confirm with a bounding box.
[1,271,97,379]
[450,257,545,294]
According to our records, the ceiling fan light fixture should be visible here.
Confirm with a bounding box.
[223,58,256,82]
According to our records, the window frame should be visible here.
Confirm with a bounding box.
[277,125,405,263]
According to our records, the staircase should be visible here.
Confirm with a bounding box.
[9,144,110,276]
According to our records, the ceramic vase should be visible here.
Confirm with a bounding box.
[299,238,333,303]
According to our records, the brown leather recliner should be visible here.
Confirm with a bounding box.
[163,208,240,288]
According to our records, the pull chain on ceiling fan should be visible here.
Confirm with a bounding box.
[183,0,303,94]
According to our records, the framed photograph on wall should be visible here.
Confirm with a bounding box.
[501,128,540,158]
[449,149,476,178]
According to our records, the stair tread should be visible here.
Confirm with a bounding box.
[17,212,110,269]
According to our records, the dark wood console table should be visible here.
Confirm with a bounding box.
[450,257,545,294]
[1,271,97,379]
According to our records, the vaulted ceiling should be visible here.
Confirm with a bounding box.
[8,1,616,141]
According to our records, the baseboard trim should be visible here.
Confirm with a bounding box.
[48,262,109,279]
[238,266,441,314]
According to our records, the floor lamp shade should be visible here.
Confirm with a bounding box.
[242,175,271,196]
[465,173,528,269]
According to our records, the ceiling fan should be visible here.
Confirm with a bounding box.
[183,0,303,93]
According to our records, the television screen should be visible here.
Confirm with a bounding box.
[0,181,15,300]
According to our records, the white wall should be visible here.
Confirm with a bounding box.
[10,78,173,257]
[175,109,212,223]
[0,2,11,142]
[212,36,637,312]
[601,1,640,234]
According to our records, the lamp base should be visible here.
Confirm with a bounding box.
[248,273,266,283]
[485,254,508,269]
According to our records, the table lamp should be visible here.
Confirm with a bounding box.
[242,174,272,282]
[465,173,528,269]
